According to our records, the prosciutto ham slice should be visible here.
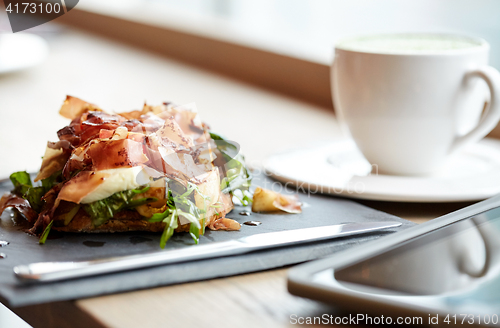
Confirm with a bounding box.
[35,144,70,182]
[59,95,101,120]
[57,171,110,204]
[88,139,149,171]
[155,116,194,149]
[0,193,38,223]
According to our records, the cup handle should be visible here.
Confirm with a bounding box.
[449,66,500,154]
[459,216,490,278]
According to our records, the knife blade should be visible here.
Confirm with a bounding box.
[13,221,401,283]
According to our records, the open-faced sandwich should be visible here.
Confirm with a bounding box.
[0,96,253,248]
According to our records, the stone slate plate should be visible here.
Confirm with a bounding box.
[0,173,415,307]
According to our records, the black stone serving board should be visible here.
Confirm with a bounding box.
[0,173,415,307]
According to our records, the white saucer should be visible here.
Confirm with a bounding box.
[263,138,500,203]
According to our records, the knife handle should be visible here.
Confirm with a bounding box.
[14,240,246,283]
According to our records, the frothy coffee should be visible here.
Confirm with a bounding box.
[336,34,485,54]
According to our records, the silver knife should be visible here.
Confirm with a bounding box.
[13,221,401,283]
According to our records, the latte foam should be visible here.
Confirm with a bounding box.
[336,34,485,54]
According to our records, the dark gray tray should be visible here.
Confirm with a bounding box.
[0,173,415,307]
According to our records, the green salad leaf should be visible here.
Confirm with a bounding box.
[172,182,206,245]
[10,171,32,195]
[41,170,63,190]
[83,185,157,227]
[39,220,54,245]
[25,187,47,213]
[210,132,252,205]
[9,171,62,213]
[159,209,178,248]
[148,208,171,223]
[147,181,208,248]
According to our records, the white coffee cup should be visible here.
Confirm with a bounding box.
[332,34,500,176]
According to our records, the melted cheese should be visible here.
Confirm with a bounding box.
[80,166,152,204]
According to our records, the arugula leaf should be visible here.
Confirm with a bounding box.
[189,218,201,245]
[25,187,47,212]
[146,206,179,248]
[10,171,32,185]
[159,210,179,249]
[83,186,157,227]
[242,193,253,205]
[169,181,204,244]
[186,182,212,235]
[148,207,171,223]
[130,185,151,194]
[39,220,54,244]
[10,171,32,195]
[41,171,62,190]
[208,132,224,141]
[9,171,62,212]
[232,190,253,207]
[149,181,206,247]
[209,132,252,202]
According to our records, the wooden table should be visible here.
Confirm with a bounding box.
[0,28,473,328]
